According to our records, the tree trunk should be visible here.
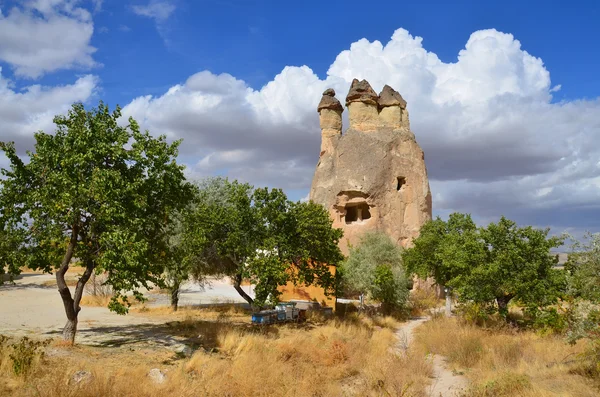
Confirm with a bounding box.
[445,287,452,317]
[233,273,254,305]
[62,318,78,344]
[170,280,180,311]
[56,225,95,344]
[496,295,512,317]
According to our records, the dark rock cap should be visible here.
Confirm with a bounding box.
[345,79,378,106]
[378,85,407,109]
[318,88,343,112]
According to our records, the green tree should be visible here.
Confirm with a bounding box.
[161,209,193,311]
[340,232,409,312]
[565,232,600,302]
[465,217,565,316]
[403,213,564,317]
[0,102,191,343]
[403,213,484,313]
[182,178,344,307]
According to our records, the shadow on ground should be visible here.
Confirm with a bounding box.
[43,311,280,353]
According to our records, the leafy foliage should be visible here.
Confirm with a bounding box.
[403,213,564,317]
[461,217,565,316]
[182,178,344,306]
[340,232,409,311]
[563,234,600,372]
[0,102,191,340]
[403,213,483,289]
[8,337,50,377]
[565,232,600,302]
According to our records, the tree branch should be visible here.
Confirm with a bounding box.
[57,223,79,321]
[73,261,95,315]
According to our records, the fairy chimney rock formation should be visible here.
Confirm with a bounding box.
[311,79,432,253]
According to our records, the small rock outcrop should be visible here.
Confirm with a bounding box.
[71,370,93,385]
[148,368,167,384]
[310,79,432,253]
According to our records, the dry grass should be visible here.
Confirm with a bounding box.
[79,295,114,307]
[40,278,79,288]
[409,287,441,317]
[131,302,250,322]
[0,313,431,397]
[415,316,599,397]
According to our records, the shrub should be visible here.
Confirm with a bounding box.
[8,337,49,377]
[340,232,409,313]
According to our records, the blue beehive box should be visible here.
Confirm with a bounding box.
[252,310,277,325]
[276,311,286,321]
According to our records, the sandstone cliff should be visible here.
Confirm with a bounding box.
[310,79,432,253]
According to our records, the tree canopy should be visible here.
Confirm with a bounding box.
[340,232,409,312]
[181,178,344,307]
[0,102,192,342]
[403,213,564,316]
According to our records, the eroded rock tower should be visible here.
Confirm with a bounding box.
[310,79,432,253]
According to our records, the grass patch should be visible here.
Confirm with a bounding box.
[415,316,599,397]
[0,314,431,397]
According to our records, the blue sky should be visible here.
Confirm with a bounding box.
[1,0,600,236]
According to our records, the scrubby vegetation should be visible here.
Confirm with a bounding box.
[416,316,599,396]
[339,232,410,314]
[0,310,432,397]
[405,213,600,393]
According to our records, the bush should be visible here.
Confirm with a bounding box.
[372,265,403,314]
[528,306,569,334]
[456,301,497,327]
[7,337,49,377]
[339,232,409,313]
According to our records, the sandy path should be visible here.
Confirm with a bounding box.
[396,317,467,397]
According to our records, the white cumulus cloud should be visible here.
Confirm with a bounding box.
[116,27,600,232]
[0,68,98,151]
[0,0,98,78]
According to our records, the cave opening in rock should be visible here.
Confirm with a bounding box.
[397,177,406,191]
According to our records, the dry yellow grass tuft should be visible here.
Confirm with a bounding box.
[415,316,599,397]
[0,314,431,397]
[182,317,430,396]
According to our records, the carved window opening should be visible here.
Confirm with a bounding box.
[397,177,406,191]
[345,203,371,224]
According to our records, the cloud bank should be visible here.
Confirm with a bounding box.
[121,28,600,232]
[0,20,598,233]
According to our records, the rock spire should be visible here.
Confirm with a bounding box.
[310,79,432,253]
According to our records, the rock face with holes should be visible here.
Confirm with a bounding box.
[310,79,432,253]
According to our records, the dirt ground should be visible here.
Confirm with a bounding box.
[0,272,252,346]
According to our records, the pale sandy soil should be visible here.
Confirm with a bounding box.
[0,272,252,345]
